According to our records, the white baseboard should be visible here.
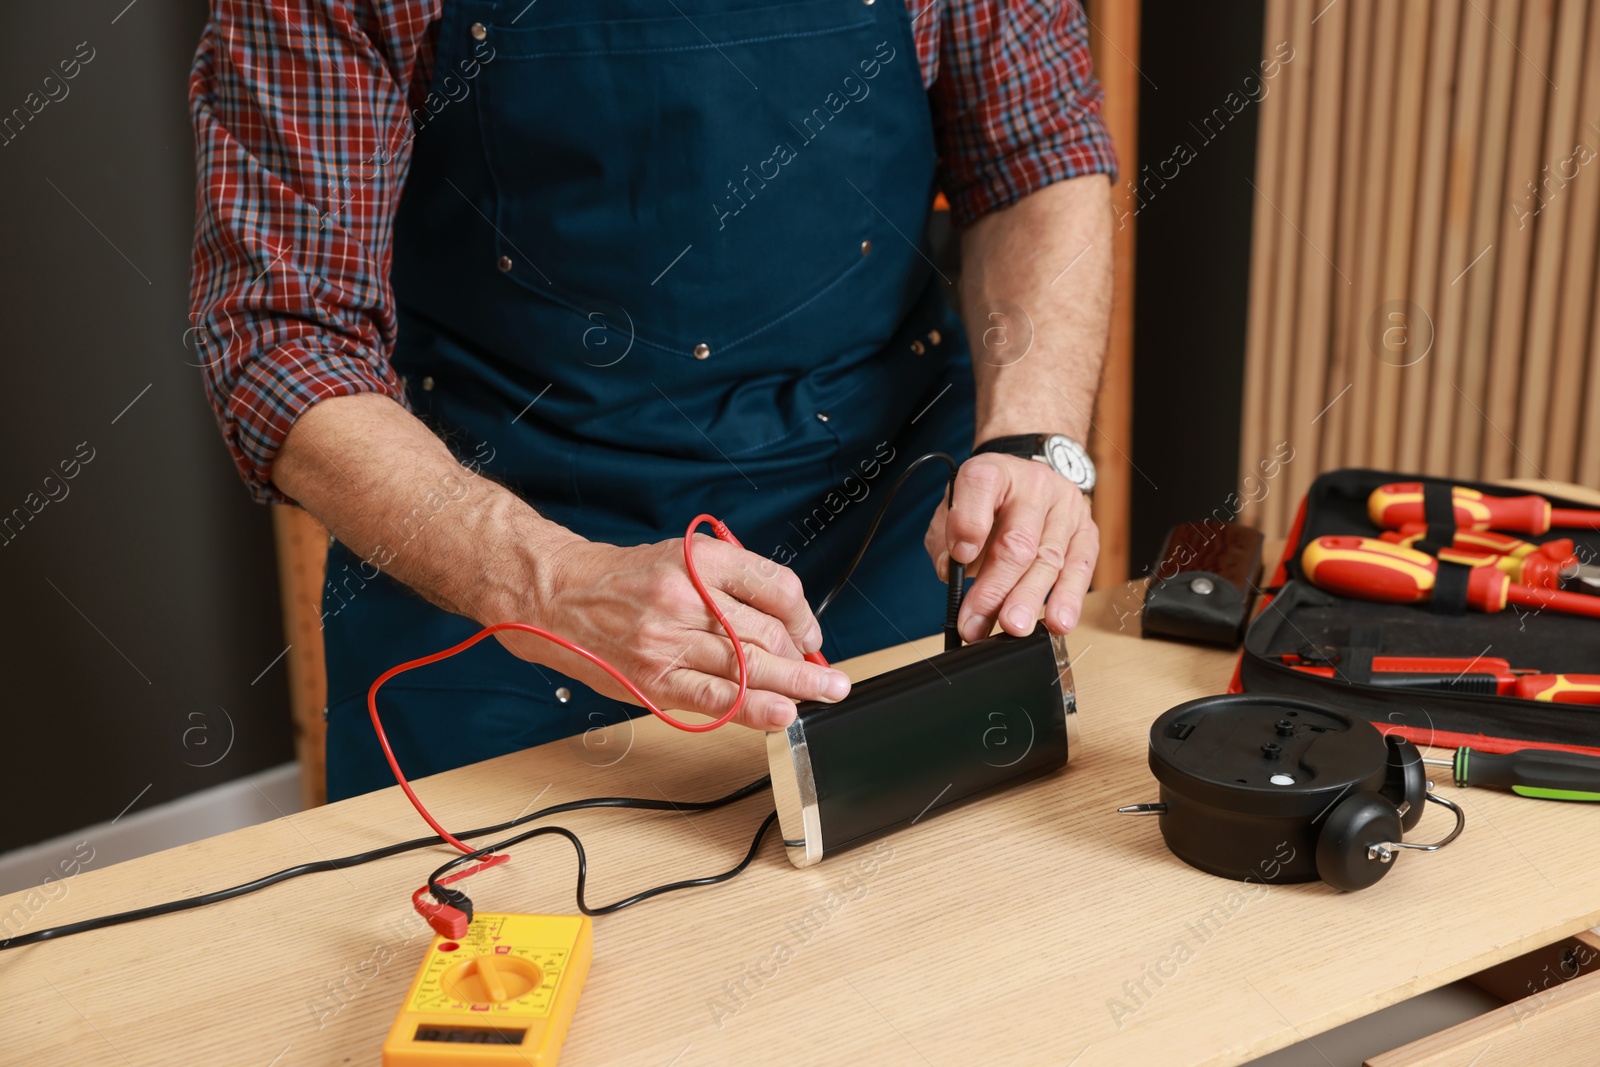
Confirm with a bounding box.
[0,763,303,897]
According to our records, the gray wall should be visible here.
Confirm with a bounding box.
[0,0,293,853]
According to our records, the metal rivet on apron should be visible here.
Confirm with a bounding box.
[816,412,830,422]
[470,21,488,41]
[928,329,941,345]
[860,239,872,255]
[556,686,572,704]
[421,375,435,391]
[910,339,926,355]
[497,255,513,272]
[693,343,711,360]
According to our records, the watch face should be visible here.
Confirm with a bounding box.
[1044,434,1096,494]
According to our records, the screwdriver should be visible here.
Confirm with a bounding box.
[1515,674,1600,704]
[1282,653,1600,702]
[1283,654,1529,694]
[1380,524,1600,591]
[1299,535,1600,619]
[1383,523,1579,563]
[1369,483,1600,534]
[1424,746,1600,801]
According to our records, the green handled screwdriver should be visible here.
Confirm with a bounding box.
[1424,747,1600,802]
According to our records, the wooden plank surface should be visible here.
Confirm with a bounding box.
[8,481,1600,1067]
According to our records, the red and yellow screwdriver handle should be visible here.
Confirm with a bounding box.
[1369,483,1600,534]
[1385,523,1578,563]
[1393,541,1564,588]
[1516,674,1600,704]
[1301,535,1512,609]
[1302,535,1600,619]
[1379,526,1575,588]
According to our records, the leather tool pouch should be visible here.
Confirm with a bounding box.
[1142,520,1265,647]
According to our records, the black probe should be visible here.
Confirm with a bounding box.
[811,450,967,649]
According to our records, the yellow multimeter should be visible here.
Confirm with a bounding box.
[382,913,592,1066]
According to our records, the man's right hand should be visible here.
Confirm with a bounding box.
[274,394,845,733]
[497,535,851,730]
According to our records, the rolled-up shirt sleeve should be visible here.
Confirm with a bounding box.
[188,0,438,502]
[928,0,1119,229]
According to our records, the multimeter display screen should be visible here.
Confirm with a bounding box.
[413,1026,526,1045]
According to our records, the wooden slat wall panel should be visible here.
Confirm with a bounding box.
[1451,0,1522,475]
[1581,290,1600,484]
[1481,0,1556,476]
[1263,0,1314,535]
[1320,0,1376,480]
[1514,0,1589,477]
[1282,0,1347,534]
[1240,0,1600,538]
[1423,0,1491,474]
[1368,1,1433,469]
[1338,0,1403,474]
[1539,4,1600,482]
[1395,0,1460,472]
[1238,0,1291,530]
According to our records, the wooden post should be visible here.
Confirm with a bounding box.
[1086,0,1139,584]
[271,504,330,810]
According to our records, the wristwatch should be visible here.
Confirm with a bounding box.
[973,433,1096,496]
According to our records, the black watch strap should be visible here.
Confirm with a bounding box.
[973,434,1046,459]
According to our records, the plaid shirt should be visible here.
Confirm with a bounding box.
[189,1,1117,502]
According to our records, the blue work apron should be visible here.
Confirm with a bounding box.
[322,0,975,800]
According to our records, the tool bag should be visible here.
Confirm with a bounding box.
[1232,468,1600,756]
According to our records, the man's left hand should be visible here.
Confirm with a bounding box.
[923,453,1098,642]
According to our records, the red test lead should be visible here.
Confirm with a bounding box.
[368,514,766,854]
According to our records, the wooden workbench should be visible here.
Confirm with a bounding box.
[5,581,1600,1065]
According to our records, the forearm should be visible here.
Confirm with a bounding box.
[959,173,1113,444]
[272,393,578,625]
[273,393,841,729]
